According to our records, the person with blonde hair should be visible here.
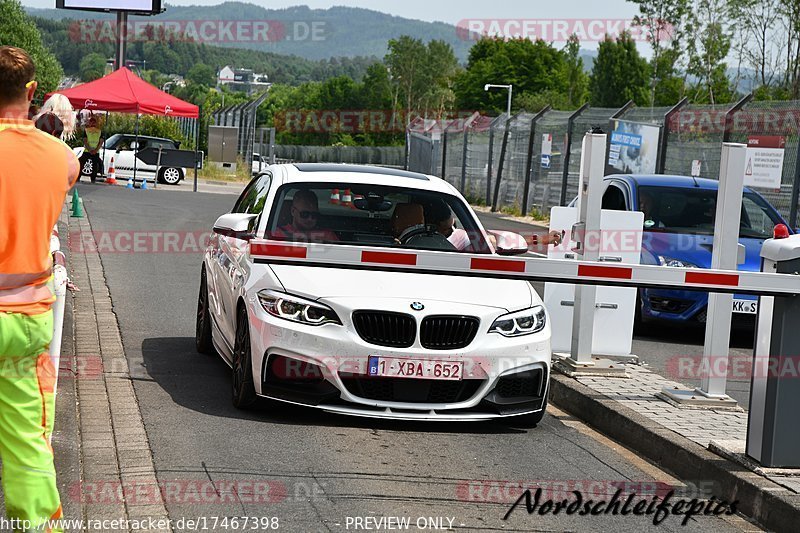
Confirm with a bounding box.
[33,93,76,141]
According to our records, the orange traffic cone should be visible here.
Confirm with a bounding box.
[330,188,340,205]
[106,157,117,185]
[341,188,353,208]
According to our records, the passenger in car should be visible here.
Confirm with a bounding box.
[272,189,339,242]
[423,199,563,251]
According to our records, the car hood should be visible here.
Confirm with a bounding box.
[267,265,534,312]
[642,232,766,271]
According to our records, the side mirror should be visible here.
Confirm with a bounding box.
[129,141,139,150]
[213,213,258,240]
[487,230,528,255]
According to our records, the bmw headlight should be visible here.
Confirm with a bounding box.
[657,256,699,268]
[489,306,547,337]
[257,290,341,326]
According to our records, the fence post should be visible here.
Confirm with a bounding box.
[560,103,589,206]
[486,125,495,204]
[460,128,470,192]
[722,93,753,143]
[404,129,410,170]
[521,106,551,217]
[268,127,276,164]
[657,97,688,174]
[441,130,448,179]
[790,144,800,230]
[491,116,513,212]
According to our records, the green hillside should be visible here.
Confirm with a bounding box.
[27,2,475,61]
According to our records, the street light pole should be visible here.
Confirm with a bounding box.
[484,83,513,118]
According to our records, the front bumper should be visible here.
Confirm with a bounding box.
[642,288,758,324]
[246,296,551,420]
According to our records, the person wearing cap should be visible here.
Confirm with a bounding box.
[0,45,79,533]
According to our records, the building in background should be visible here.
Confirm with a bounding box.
[217,66,271,95]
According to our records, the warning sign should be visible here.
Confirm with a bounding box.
[744,136,785,189]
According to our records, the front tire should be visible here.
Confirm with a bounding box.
[158,167,183,185]
[232,304,257,409]
[195,267,214,355]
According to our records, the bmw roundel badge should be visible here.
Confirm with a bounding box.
[410,302,424,311]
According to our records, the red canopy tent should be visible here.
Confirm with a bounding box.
[48,67,198,118]
[48,67,200,188]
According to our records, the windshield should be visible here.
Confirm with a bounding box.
[104,133,122,149]
[637,186,781,239]
[266,183,491,253]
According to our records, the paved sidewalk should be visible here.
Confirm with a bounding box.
[65,202,169,531]
[551,362,800,532]
[574,363,800,493]
[577,365,749,451]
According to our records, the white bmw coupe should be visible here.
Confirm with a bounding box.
[197,164,552,426]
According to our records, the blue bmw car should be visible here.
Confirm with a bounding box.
[596,174,792,325]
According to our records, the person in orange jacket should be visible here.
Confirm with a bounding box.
[0,45,79,533]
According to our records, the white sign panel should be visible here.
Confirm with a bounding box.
[691,159,701,177]
[541,133,552,169]
[744,149,784,189]
[545,207,644,356]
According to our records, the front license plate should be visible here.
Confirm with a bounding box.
[732,299,758,314]
[367,356,463,381]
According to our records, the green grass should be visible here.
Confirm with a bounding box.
[199,159,252,183]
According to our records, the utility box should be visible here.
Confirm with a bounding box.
[208,126,239,171]
[747,234,800,467]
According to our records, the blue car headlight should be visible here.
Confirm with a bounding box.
[657,256,699,269]
[489,306,546,337]
[257,290,341,326]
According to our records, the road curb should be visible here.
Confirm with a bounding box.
[550,373,800,532]
[66,202,170,530]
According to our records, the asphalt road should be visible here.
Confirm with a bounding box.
[71,182,756,532]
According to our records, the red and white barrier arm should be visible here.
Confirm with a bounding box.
[249,240,800,297]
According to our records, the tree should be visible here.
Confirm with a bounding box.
[79,53,106,82]
[729,0,781,91]
[186,63,216,87]
[454,37,570,114]
[589,32,650,107]
[629,0,690,106]
[563,34,588,107]
[385,36,428,115]
[686,0,734,104]
[0,0,63,100]
[780,1,800,98]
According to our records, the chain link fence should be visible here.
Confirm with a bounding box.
[408,100,800,227]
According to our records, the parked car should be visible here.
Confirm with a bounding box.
[596,174,792,325]
[197,163,551,425]
[73,133,186,185]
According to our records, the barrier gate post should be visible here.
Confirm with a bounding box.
[747,234,800,467]
[553,131,625,375]
[660,143,746,408]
